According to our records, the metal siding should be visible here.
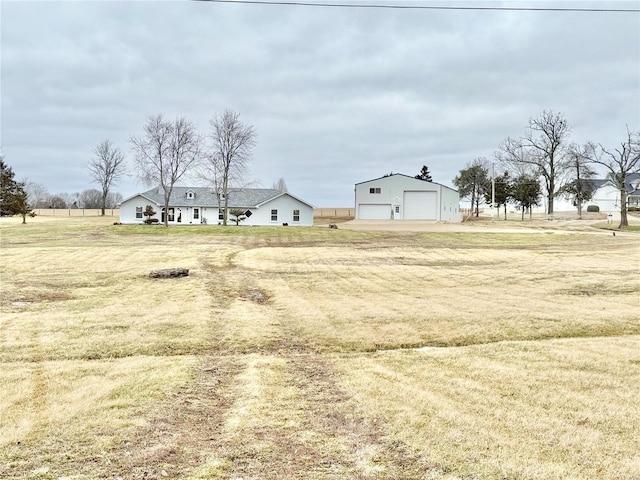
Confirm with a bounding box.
[359,204,392,219]
[403,191,437,219]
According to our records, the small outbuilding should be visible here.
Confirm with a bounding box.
[119,187,314,226]
[355,174,461,222]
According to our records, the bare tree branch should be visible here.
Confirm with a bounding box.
[272,177,288,192]
[563,143,597,219]
[207,110,256,225]
[130,114,202,227]
[589,126,640,228]
[88,139,127,215]
[496,110,571,214]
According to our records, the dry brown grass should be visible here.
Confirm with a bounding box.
[335,336,640,479]
[1,215,638,479]
[233,239,639,350]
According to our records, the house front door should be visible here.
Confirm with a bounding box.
[192,208,200,224]
[161,208,175,223]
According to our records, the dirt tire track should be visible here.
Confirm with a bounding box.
[59,244,438,479]
[199,246,439,478]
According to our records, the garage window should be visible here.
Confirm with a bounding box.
[369,187,381,194]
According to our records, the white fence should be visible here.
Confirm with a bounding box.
[32,209,120,217]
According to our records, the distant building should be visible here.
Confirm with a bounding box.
[354,174,461,222]
[119,187,314,226]
[551,172,640,212]
[588,173,640,211]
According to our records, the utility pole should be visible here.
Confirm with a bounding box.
[491,163,495,221]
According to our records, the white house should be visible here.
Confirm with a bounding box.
[589,173,640,211]
[119,187,314,226]
[354,174,461,222]
[547,173,640,213]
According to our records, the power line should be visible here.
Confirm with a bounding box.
[195,0,640,13]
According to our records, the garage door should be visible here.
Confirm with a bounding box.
[358,204,392,219]
[403,191,437,220]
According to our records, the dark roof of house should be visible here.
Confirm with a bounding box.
[589,179,608,189]
[125,187,311,208]
[600,172,640,193]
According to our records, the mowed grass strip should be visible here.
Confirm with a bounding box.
[233,239,639,351]
[334,336,640,480]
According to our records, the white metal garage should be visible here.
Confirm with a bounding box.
[403,191,437,220]
[358,204,391,219]
[354,174,461,222]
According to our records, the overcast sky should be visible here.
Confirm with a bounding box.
[1,0,639,206]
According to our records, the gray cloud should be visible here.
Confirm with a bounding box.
[2,1,638,205]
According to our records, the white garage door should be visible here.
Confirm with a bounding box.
[358,204,392,219]
[403,191,437,220]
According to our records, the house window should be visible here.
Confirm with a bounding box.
[187,191,194,199]
[293,209,300,222]
[135,206,143,219]
[218,209,225,221]
[370,187,381,194]
[193,208,199,220]
[271,209,278,221]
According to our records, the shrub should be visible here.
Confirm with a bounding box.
[628,206,640,212]
[143,205,158,224]
[586,205,600,213]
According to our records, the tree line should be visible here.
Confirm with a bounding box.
[453,110,640,227]
[1,109,266,226]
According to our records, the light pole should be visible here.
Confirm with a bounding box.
[491,163,495,221]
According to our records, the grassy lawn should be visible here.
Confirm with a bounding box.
[1,216,638,479]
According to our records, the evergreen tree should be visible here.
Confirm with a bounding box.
[143,205,158,224]
[453,159,490,217]
[484,171,512,220]
[1,156,31,222]
[512,174,541,220]
[229,208,247,225]
[415,165,433,182]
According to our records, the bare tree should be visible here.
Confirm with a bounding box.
[563,143,597,219]
[78,189,103,209]
[497,110,571,215]
[47,194,68,209]
[208,110,256,226]
[272,177,288,193]
[589,126,640,228]
[24,181,50,209]
[130,114,202,227]
[88,139,127,215]
[106,191,123,209]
